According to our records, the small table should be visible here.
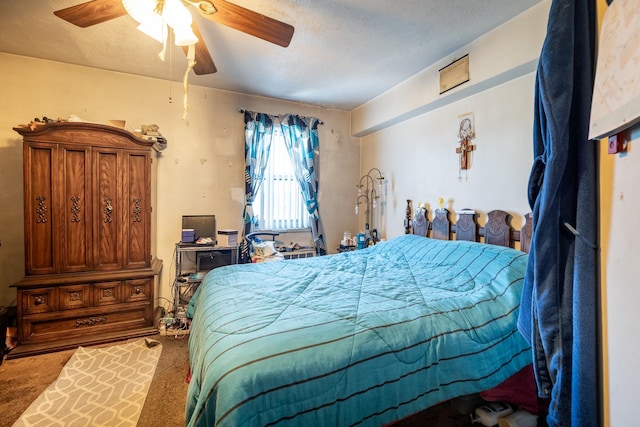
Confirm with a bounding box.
[173,243,239,310]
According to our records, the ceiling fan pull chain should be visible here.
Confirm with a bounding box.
[158,22,168,61]
[182,43,197,120]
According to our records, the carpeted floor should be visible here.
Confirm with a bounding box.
[0,334,190,427]
[0,334,474,426]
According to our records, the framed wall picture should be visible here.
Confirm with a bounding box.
[439,55,469,94]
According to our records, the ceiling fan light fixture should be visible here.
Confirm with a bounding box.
[173,26,199,46]
[164,0,198,45]
[122,0,158,24]
[136,19,165,43]
[123,0,197,46]
[163,0,191,27]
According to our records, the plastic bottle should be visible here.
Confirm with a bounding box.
[342,231,351,246]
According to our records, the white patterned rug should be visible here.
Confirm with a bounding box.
[13,338,162,427]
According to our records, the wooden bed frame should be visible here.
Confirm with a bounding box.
[404,200,533,253]
[399,200,538,422]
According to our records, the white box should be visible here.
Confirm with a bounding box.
[217,229,238,247]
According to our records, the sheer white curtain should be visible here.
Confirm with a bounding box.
[252,126,310,230]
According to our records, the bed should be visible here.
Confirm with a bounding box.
[186,207,533,427]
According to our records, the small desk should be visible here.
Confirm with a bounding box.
[173,243,238,309]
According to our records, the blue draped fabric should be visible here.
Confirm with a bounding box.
[517,0,598,426]
[241,111,275,263]
[186,235,532,427]
[279,114,326,255]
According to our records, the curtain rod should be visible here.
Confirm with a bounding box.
[238,109,324,125]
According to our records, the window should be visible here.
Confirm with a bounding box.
[252,127,310,231]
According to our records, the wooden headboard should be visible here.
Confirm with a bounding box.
[403,200,533,253]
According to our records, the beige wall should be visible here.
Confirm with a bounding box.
[353,1,551,239]
[359,74,535,239]
[601,123,639,427]
[0,52,359,307]
[596,0,639,422]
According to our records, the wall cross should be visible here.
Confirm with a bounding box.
[456,137,475,170]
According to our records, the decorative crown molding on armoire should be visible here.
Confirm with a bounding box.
[10,121,162,358]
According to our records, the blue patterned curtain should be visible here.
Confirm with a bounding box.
[279,114,326,255]
[240,111,275,262]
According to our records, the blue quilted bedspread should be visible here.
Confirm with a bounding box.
[186,234,532,427]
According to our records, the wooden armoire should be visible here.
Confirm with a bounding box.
[11,121,162,357]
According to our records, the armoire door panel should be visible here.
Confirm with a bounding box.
[93,149,123,270]
[123,151,151,268]
[61,145,92,272]
[24,143,57,275]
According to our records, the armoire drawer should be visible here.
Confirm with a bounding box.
[59,284,91,310]
[124,279,152,302]
[94,281,122,306]
[20,303,154,345]
[20,288,57,315]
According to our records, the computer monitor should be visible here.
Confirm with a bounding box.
[182,215,216,243]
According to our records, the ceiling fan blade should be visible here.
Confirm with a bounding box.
[195,0,294,48]
[54,0,127,28]
[182,22,217,75]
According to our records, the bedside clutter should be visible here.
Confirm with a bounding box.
[246,232,317,262]
[250,242,316,262]
[340,225,381,252]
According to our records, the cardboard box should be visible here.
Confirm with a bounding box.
[182,228,196,243]
[217,229,238,247]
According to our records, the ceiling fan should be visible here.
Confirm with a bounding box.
[53,0,295,75]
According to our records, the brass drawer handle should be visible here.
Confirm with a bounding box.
[35,196,48,223]
[133,198,142,223]
[104,198,113,223]
[71,196,81,223]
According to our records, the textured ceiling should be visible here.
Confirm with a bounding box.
[0,0,543,111]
